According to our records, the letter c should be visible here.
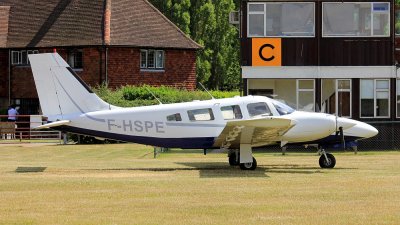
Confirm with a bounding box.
[259,44,275,62]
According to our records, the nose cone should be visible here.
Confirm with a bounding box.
[344,121,379,139]
[362,123,379,139]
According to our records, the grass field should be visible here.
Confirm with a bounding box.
[0,143,399,225]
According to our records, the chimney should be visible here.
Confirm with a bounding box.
[104,0,111,45]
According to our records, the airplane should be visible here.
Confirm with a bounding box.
[28,53,378,170]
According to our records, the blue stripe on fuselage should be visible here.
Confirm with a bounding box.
[56,126,216,149]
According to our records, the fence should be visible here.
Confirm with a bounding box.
[358,121,400,150]
[0,115,62,144]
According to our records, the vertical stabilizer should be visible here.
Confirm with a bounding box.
[29,53,112,119]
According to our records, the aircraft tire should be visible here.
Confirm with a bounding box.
[228,154,240,166]
[319,153,336,168]
[239,157,257,170]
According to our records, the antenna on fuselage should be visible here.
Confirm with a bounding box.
[145,87,163,105]
[198,82,215,100]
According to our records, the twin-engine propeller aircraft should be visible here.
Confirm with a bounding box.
[29,53,378,170]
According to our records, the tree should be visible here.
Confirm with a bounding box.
[150,0,241,91]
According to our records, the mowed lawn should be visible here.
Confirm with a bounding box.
[0,144,399,225]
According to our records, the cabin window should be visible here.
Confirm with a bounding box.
[323,2,390,37]
[68,49,83,69]
[360,79,390,118]
[11,50,39,65]
[187,108,215,121]
[140,49,164,70]
[248,2,315,37]
[221,105,243,120]
[247,102,271,117]
[397,80,400,118]
[167,113,182,121]
[297,79,315,112]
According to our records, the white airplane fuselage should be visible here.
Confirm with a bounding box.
[55,95,377,149]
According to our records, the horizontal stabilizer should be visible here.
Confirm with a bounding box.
[34,120,70,129]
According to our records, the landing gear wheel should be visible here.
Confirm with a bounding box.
[319,153,336,168]
[239,157,257,170]
[228,154,239,166]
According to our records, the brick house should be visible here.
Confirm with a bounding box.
[0,0,200,115]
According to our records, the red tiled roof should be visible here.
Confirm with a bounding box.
[0,0,201,49]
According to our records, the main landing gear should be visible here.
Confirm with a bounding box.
[318,148,336,168]
[228,149,257,170]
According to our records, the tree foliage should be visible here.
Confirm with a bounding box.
[149,0,241,91]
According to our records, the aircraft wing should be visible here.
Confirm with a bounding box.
[213,117,296,148]
[33,120,70,129]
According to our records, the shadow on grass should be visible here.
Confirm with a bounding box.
[15,167,47,173]
[86,163,357,178]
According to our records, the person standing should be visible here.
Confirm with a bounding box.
[7,105,19,122]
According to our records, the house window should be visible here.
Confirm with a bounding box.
[248,2,315,37]
[323,2,390,37]
[11,50,39,65]
[360,79,390,118]
[68,50,83,69]
[140,49,165,70]
[297,79,315,112]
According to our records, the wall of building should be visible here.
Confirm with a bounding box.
[0,49,8,109]
[107,48,196,90]
[241,1,395,67]
[4,47,196,105]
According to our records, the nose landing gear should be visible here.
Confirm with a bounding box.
[318,148,336,168]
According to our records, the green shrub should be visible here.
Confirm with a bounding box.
[93,84,240,107]
[0,108,7,121]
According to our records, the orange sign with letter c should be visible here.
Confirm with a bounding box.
[252,38,281,66]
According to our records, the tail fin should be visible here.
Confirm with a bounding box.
[29,53,112,118]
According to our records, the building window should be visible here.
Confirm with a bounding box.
[68,49,83,69]
[360,79,390,118]
[321,79,352,117]
[323,2,390,37]
[297,79,315,112]
[396,8,400,35]
[248,2,315,37]
[11,50,39,65]
[140,49,164,70]
[397,80,400,117]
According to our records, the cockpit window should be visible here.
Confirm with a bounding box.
[247,102,271,117]
[188,108,215,121]
[271,99,295,115]
[221,105,243,120]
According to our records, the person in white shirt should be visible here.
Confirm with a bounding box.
[7,105,19,122]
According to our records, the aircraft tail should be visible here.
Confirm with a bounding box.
[29,53,112,119]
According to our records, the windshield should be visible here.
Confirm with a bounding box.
[271,99,295,115]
